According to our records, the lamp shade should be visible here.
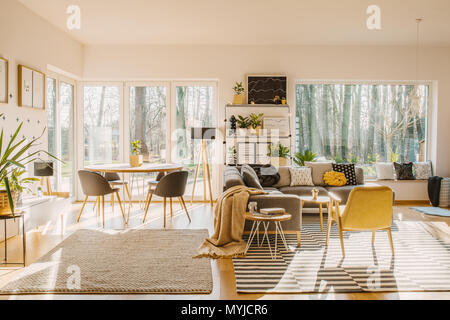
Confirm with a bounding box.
[190,127,216,140]
[34,161,54,177]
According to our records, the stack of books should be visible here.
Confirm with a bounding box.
[259,208,286,216]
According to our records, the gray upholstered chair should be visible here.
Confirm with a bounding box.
[78,170,126,227]
[142,170,191,227]
[104,172,132,209]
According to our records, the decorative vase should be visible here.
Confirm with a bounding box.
[130,155,143,167]
[0,190,18,215]
[233,94,243,105]
[237,128,248,136]
[271,157,287,167]
[311,188,319,200]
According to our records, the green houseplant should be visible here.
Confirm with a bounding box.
[268,143,290,166]
[248,113,264,135]
[130,140,143,167]
[0,117,56,216]
[232,82,245,105]
[236,115,251,136]
[293,150,318,167]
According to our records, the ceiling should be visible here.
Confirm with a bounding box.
[17,0,450,46]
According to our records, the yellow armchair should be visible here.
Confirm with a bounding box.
[327,186,394,257]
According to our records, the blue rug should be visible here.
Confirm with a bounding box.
[411,206,450,217]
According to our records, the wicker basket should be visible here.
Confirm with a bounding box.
[0,190,18,215]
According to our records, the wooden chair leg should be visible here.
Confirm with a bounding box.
[101,196,105,228]
[387,228,394,255]
[337,220,345,257]
[142,189,153,223]
[179,196,191,223]
[97,196,101,217]
[163,197,167,228]
[372,231,376,245]
[115,192,126,223]
[125,184,132,202]
[77,195,89,222]
[93,196,98,212]
[296,231,301,247]
[326,219,333,246]
[319,203,324,232]
[111,193,115,213]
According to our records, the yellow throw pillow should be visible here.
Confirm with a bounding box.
[323,171,347,187]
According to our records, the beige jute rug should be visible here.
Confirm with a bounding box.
[0,229,213,295]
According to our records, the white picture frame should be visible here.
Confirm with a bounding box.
[0,57,8,104]
[32,71,44,109]
[263,117,290,137]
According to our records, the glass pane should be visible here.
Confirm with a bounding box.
[174,86,215,199]
[129,86,167,163]
[83,86,121,166]
[295,84,429,176]
[46,78,57,157]
[59,82,74,194]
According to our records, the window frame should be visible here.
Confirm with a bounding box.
[294,79,433,177]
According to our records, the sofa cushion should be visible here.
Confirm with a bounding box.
[305,162,333,186]
[332,163,357,185]
[224,166,245,190]
[279,186,328,197]
[289,167,314,186]
[250,164,280,187]
[394,162,415,180]
[241,164,263,189]
[413,161,432,180]
[355,166,365,185]
[375,162,395,180]
[323,171,347,186]
[272,166,291,188]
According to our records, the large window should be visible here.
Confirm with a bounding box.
[295,83,429,175]
[129,85,167,163]
[83,85,121,166]
[59,82,74,193]
[173,84,216,199]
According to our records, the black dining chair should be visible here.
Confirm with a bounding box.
[78,170,126,227]
[142,171,191,227]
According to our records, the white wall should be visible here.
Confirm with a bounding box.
[0,0,83,147]
[83,44,450,178]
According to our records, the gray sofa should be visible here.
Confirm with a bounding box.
[223,165,366,238]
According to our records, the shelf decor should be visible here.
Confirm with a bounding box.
[0,57,8,104]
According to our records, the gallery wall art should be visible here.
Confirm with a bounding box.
[18,64,45,110]
[247,75,287,104]
[0,57,8,104]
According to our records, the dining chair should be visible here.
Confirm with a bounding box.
[78,170,126,227]
[327,186,394,257]
[104,172,132,211]
[142,171,191,227]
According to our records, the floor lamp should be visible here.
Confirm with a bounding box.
[190,127,215,207]
[34,161,54,196]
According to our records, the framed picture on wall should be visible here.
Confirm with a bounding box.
[247,75,287,104]
[0,57,8,104]
[32,70,45,109]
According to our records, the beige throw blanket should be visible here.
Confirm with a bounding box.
[195,185,266,259]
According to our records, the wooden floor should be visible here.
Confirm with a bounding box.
[0,199,449,300]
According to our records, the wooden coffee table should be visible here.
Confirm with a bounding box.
[244,212,292,259]
[299,196,331,232]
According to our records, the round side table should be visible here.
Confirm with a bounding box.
[0,211,26,266]
[299,196,331,232]
[244,212,292,259]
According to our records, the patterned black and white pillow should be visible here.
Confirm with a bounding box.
[332,163,357,185]
[394,162,415,180]
[289,167,314,186]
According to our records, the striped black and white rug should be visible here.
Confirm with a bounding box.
[233,221,450,293]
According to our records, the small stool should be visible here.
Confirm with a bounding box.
[244,212,292,259]
[0,211,26,266]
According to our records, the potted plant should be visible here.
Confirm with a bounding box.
[1,168,39,206]
[236,115,250,136]
[293,150,318,167]
[268,143,290,166]
[248,113,264,135]
[130,140,143,167]
[0,116,57,216]
[232,82,245,105]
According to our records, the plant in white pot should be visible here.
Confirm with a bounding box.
[248,113,264,136]
[268,143,290,166]
[236,116,250,136]
[130,140,143,167]
[232,82,245,105]
[0,116,57,216]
